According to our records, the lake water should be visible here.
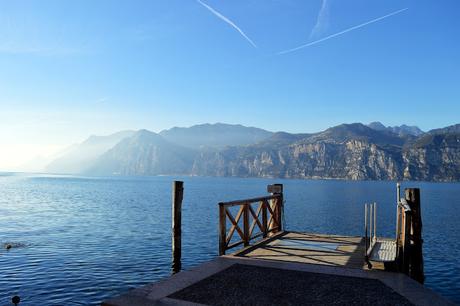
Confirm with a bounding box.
[0,173,459,305]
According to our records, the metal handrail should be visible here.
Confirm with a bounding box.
[364,202,377,257]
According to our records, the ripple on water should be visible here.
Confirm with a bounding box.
[0,175,459,305]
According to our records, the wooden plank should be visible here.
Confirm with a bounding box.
[225,207,245,244]
[232,231,366,269]
[220,195,280,207]
[227,240,245,250]
[249,232,265,241]
[248,203,263,237]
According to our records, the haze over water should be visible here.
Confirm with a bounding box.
[1,1,459,171]
[0,173,459,305]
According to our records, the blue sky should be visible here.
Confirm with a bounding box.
[0,0,459,169]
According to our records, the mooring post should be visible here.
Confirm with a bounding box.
[172,181,184,274]
[405,188,424,283]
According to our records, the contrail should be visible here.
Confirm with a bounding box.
[310,0,330,39]
[278,7,408,55]
[196,0,257,48]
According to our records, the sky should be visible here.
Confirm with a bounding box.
[1,0,459,170]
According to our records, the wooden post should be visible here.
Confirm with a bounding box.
[267,184,283,234]
[262,200,268,238]
[218,203,226,255]
[277,185,284,231]
[172,181,183,274]
[401,209,412,273]
[405,188,424,283]
[243,204,250,246]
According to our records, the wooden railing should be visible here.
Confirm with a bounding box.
[218,193,283,255]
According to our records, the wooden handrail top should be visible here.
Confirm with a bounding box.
[399,199,411,212]
[219,195,281,207]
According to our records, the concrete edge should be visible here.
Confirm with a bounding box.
[102,256,453,306]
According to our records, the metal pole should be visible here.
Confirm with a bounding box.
[364,204,368,253]
[373,202,377,241]
[396,183,401,242]
[369,204,373,245]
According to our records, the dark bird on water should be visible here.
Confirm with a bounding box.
[12,295,20,305]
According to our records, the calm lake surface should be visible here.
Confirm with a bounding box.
[0,173,459,305]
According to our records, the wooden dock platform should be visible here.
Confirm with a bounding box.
[231,231,372,269]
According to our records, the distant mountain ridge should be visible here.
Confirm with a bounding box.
[159,123,273,149]
[367,121,425,136]
[46,130,135,174]
[45,122,460,182]
[87,130,197,176]
[46,123,272,175]
[428,124,460,135]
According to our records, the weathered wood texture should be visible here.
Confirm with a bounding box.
[172,181,184,274]
[232,231,372,270]
[405,188,424,283]
[268,184,283,234]
[396,188,424,283]
[218,185,283,255]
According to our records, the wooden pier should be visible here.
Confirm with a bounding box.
[231,231,370,269]
[103,183,452,306]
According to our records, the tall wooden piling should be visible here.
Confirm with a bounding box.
[172,181,184,274]
[405,188,424,283]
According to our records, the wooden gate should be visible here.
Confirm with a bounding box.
[218,194,283,255]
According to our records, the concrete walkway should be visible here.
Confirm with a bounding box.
[102,256,452,306]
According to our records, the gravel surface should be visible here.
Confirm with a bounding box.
[169,264,413,306]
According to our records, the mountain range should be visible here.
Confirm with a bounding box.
[44,122,460,182]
